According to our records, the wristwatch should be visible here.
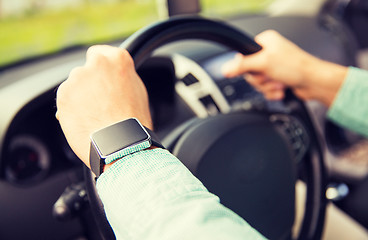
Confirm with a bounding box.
[89,118,164,177]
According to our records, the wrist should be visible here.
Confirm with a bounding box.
[89,118,164,177]
[301,56,348,106]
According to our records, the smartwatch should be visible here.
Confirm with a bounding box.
[89,118,164,177]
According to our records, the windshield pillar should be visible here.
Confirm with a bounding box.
[157,0,201,19]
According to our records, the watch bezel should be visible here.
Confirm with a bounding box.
[90,118,151,161]
[89,118,165,177]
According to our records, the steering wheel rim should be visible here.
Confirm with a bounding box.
[120,16,261,68]
[282,90,328,239]
[84,16,327,240]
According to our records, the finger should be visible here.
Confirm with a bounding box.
[55,81,66,105]
[87,45,130,61]
[264,90,285,101]
[86,45,128,68]
[252,80,285,99]
[254,30,282,46]
[55,81,68,121]
[294,88,311,101]
[64,66,88,87]
[55,111,60,121]
[221,53,243,78]
[261,81,285,92]
[86,45,134,72]
[85,45,110,67]
[222,52,266,78]
[245,73,268,86]
[86,45,105,60]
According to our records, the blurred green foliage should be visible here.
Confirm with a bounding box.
[0,0,271,67]
[202,0,270,17]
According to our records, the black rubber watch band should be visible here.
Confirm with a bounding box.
[90,141,105,177]
[144,127,165,149]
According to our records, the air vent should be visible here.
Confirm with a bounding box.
[182,73,199,86]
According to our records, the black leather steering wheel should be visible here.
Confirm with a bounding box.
[84,16,327,240]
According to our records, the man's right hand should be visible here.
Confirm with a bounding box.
[222,30,348,106]
[56,45,152,168]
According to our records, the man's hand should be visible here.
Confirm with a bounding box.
[56,45,152,168]
[222,30,348,106]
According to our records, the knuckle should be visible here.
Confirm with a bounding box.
[256,30,281,46]
[56,82,68,105]
[86,45,108,63]
[67,66,88,82]
[86,45,103,57]
[262,29,279,38]
[265,29,278,35]
[55,111,59,120]
[118,48,134,66]
[56,82,66,99]
[69,66,84,77]
[86,46,97,59]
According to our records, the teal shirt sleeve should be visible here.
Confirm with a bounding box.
[327,67,368,137]
[96,148,266,240]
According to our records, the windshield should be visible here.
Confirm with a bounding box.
[0,0,273,67]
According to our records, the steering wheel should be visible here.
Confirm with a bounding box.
[84,16,327,240]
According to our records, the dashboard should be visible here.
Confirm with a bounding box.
[0,15,365,239]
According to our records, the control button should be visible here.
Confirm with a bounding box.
[182,73,199,86]
[270,115,309,163]
[199,95,220,115]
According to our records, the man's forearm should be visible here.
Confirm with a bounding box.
[96,149,266,240]
[302,58,348,107]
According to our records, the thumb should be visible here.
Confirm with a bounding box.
[222,52,265,78]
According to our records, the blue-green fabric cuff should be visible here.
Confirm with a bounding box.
[104,140,151,164]
[327,67,368,137]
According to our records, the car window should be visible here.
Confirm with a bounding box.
[202,0,272,17]
[0,0,273,68]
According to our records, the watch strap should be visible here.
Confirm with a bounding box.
[144,127,165,149]
[89,125,165,178]
[90,141,104,177]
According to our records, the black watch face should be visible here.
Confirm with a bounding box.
[91,118,150,157]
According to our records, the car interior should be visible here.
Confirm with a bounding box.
[0,0,368,239]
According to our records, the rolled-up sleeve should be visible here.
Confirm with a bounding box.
[96,148,265,240]
[327,67,368,137]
